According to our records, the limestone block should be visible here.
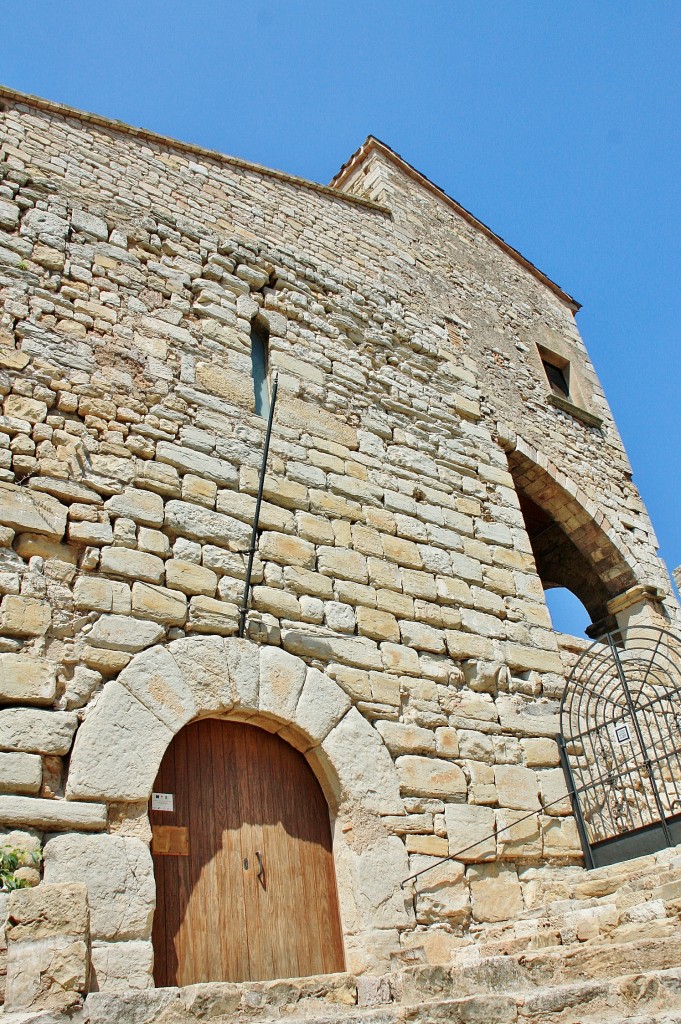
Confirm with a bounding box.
[293,668,351,745]
[44,834,155,941]
[64,666,102,711]
[165,558,217,597]
[496,808,542,859]
[131,582,187,627]
[445,803,496,861]
[137,527,171,557]
[156,441,238,487]
[74,576,131,614]
[396,756,467,800]
[458,730,494,760]
[0,198,19,230]
[1,595,51,637]
[105,488,164,528]
[0,709,77,755]
[0,752,42,793]
[339,830,412,931]
[356,606,400,643]
[167,636,243,715]
[195,362,253,408]
[405,834,449,856]
[522,737,560,768]
[86,988,181,1024]
[282,628,382,670]
[410,857,469,925]
[100,547,164,584]
[381,534,423,569]
[90,940,154,992]
[72,208,108,239]
[380,642,421,676]
[14,533,78,565]
[4,395,48,423]
[252,585,300,619]
[376,722,436,756]
[503,641,563,675]
[164,499,250,548]
[0,795,106,831]
[435,727,459,758]
[0,654,57,704]
[399,620,446,653]
[258,646,306,722]
[187,596,238,635]
[82,646,132,675]
[134,460,181,498]
[278,396,358,448]
[541,815,582,858]
[539,767,572,815]
[259,531,315,569]
[118,645,196,731]
[66,681,173,802]
[0,482,67,539]
[317,545,367,583]
[445,629,495,660]
[21,209,69,249]
[5,882,89,1012]
[318,707,403,815]
[469,863,524,923]
[494,765,540,810]
[86,614,164,653]
[496,693,560,738]
[69,520,114,546]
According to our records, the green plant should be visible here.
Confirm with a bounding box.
[0,847,41,891]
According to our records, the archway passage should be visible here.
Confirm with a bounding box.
[150,719,345,986]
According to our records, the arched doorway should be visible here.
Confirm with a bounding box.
[150,718,345,986]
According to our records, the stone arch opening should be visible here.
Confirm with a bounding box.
[65,636,411,980]
[507,446,638,637]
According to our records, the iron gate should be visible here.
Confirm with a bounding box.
[559,625,681,869]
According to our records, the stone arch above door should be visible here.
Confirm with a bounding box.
[66,636,404,819]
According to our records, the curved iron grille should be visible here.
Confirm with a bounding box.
[559,625,681,868]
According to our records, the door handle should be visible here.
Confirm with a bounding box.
[255,850,265,887]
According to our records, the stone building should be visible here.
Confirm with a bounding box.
[1,86,681,1022]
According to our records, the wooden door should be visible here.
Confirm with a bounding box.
[150,719,345,986]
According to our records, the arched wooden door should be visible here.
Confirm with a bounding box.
[150,719,345,986]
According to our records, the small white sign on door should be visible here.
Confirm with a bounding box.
[151,792,175,812]
[611,722,632,746]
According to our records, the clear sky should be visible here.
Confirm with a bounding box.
[2,1,679,636]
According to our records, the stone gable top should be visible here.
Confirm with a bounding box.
[331,134,581,313]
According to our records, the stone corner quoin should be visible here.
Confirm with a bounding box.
[0,87,679,1006]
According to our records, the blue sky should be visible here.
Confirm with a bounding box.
[2,2,679,636]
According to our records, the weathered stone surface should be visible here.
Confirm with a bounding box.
[5,882,89,1012]
[0,654,57,705]
[43,834,155,941]
[86,988,181,1024]
[156,441,238,487]
[118,645,195,731]
[85,614,164,653]
[105,487,164,527]
[293,667,351,744]
[342,833,412,931]
[0,751,42,793]
[0,709,77,755]
[0,483,67,539]
[411,857,469,925]
[444,803,496,861]
[66,681,172,802]
[131,582,187,626]
[259,531,316,568]
[282,628,382,670]
[90,940,154,993]
[318,707,403,814]
[494,764,540,810]
[165,558,217,596]
[100,548,165,584]
[258,646,307,723]
[376,722,436,756]
[0,795,106,831]
[165,499,250,548]
[1,595,51,636]
[187,595,238,634]
[166,636,239,715]
[396,756,467,800]
[469,863,524,922]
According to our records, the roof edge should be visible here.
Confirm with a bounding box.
[331,136,581,312]
[0,85,391,217]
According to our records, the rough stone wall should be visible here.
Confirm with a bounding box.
[0,90,678,995]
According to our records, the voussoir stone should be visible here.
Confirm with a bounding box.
[320,707,403,815]
[66,681,173,802]
[293,668,351,745]
[258,646,307,723]
[118,644,196,731]
[0,482,67,539]
[43,834,155,941]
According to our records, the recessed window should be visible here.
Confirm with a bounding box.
[540,352,570,400]
[251,321,270,418]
